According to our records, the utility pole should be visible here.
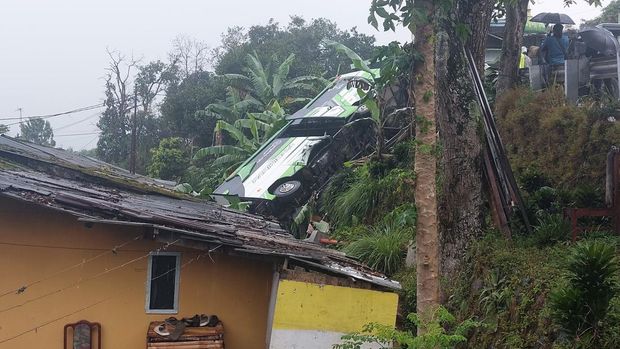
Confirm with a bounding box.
[129,88,137,174]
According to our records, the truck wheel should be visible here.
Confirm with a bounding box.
[273,180,303,199]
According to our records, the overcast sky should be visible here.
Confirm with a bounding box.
[0,0,610,150]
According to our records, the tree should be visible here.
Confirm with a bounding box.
[18,118,55,146]
[213,17,377,78]
[410,0,441,327]
[0,124,8,134]
[96,50,136,166]
[97,50,178,172]
[368,0,495,327]
[495,0,530,96]
[168,35,211,79]
[133,60,178,173]
[194,100,287,176]
[222,51,326,110]
[584,0,618,26]
[202,52,325,146]
[148,137,190,180]
[160,71,227,148]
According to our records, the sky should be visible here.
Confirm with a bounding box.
[0,0,611,150]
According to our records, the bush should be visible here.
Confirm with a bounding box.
[495,86,620,188]
[148,137,190,180]
[550,240,619,347]
[519,167,553,193]
[340,204,416,275]
[321,164,414,228]
[528,213,570,246]
[334,307,479,349]
[342,224,408,276]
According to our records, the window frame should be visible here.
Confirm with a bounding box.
[145,251,181,314]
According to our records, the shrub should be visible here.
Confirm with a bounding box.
[550,240,619,347]
[529,213,570,246]
[519,167,553,193]
[333,307,480,349]
[495,86,620,188]
[341,204,416,275]
[322,165,414,228]
[343,220,411,275]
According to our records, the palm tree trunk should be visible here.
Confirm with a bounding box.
[410,0,440,330]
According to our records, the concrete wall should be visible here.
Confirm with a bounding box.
[0,198,273,349]
[269,279,399,349]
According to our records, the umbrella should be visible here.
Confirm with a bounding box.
[579,26,618,56]
[530,12,575,25]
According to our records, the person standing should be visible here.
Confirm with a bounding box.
[540,23,569,85]
[541,23,569,65]
[519,46,531,69]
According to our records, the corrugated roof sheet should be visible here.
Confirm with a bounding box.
[0,135,400,290]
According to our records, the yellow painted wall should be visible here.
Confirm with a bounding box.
[272,279,398,333]
[0,198,273,349]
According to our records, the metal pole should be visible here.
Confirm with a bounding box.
[130,88,137,174]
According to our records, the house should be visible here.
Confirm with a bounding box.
[0,136,399,349]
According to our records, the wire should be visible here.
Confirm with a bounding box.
[54,112,101,132]
[0,104,104,122]
[0,250,209,345]
[3,104,104,127]
[0,235,142,299]
[81,134,99,149]
[54,131,101,138]
[0,239,179,313]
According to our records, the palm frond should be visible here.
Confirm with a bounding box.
[233,96,264,111]
[214,120,252,147]
[193,145,246,160]
[273,53,296,97]
[235,117,272,135]
[219,74,253,91]
[212,154,247,167]
[245,53,272,103]
[205,103,237,121]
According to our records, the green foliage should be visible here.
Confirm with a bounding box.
[518,167,552,193]
[496,87,620,188]
[445,234,566,348]
[334,307,479,349]
[148,137,190,180]
[193,99,287,178]
[160,71,227,148]
[528,213,570,246]
[550,241,619,347]
[321,163,415,228]
[478,270,511,317]
[213,17,377,79]
[18,118,55,147]
[584,0,620,26]
[220,51,326,111]
[342,205,416,275]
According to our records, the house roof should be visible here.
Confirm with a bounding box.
[0,135,399,290]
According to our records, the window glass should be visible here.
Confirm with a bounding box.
[147,254,179,312]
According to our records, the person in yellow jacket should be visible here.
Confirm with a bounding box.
[519,46,531,69]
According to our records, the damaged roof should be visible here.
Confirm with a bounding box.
[0,135,399,290]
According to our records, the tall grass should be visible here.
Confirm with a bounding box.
[341,204,416,275]
[343,221,410,275]
[322,165,414,228]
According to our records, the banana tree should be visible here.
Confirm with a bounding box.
[193,100,288,175]
[221,52,328,110]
